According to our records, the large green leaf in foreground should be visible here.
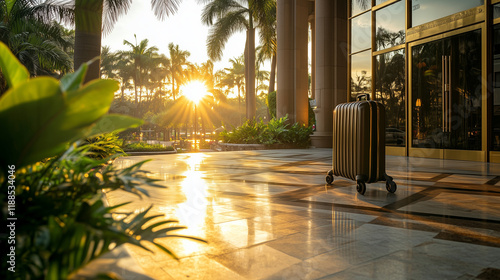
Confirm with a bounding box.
[88,114,143,137]
[0,40,29,88]
[0,42,132,168]
[0,77,118,167]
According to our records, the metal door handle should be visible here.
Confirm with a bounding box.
[447,56,451,133]
[442,56,447,133]
[442,55,451,133]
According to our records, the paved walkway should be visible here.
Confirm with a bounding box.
[106,149,500,279]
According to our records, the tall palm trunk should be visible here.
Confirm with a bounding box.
[244,38,248,122]
[237,85,242,125]
[74,0,103,83]
[133,67,139,105]
[245,28,256,120]
[139,85,143,105]
[268,54,276,93]
[171,72,176,100]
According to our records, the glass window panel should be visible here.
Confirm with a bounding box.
[376,0,387,5]
[494,3,500,19]
[412,30,482,150]
[375,49,406,147]
[351,12,371,53]
[350,50,372,101]
[351,0,371,17]
[411,42,443,148]
[493,24,500,150]
[375,1,405,51]
[411,0,484,27]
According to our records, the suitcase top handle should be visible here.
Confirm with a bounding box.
[356,94,370,101]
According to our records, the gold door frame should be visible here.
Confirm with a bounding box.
[490,0,500,162]
[407,23,487,161]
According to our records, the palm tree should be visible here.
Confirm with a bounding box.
[220,55,245,123]
[143,53,168,108]
[72,0,182,82]
[100,45,117,79]
[212,69,229,103]
[198,60,215,89]
[256,2,276,94]
[147,54,169,103]
[198,0,276,120]
[0,0,73,86]
[114,56,135,101]
[120,35,160,108]
[255,67,269,94]
[165,43,191,100]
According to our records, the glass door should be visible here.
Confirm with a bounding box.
[409,27,484,160]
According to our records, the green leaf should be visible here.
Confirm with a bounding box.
[0,77,119,167]
[6,0,15,15]
[60,62,88,92]
[0,41,29,88]
[64,79,118,128]
[87,114,143,137]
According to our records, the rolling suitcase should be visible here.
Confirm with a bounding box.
[325,94,397,195]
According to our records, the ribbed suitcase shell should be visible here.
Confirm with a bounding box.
[332,100,386,183]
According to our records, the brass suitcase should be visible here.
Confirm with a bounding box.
[325,94,397,195]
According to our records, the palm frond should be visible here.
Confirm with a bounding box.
[103,0,133,35]
[151,0,182,21]
[200,0,243,25]
[206,9,248,60]
[32,0,75,26]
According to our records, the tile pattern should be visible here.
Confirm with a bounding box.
[106,149,500,279]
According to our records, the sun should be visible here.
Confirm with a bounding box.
[182,80,209,104]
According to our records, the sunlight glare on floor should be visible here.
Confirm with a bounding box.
[173,153,211,244]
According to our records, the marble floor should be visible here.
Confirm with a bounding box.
[106,149,500,280]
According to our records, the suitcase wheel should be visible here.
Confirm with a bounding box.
[356,181,366,195]
[326,170,334,185]
[386,180,397,193]
[326,174,334,185]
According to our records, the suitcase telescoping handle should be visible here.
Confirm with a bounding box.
[356,94,370,101]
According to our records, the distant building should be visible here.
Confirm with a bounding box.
[277,0,500,162]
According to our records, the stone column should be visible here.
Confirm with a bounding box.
[277,0,309,125]
[294,0,309,125]
[311,0,348,148]
[310,14,316,100]
[277,0,294,121]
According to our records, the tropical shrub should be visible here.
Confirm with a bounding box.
[0,42,202,280]
[199,140,213,150]
[83,132,125,159]
[220,119,266,144]
[286,122,314,147]
[259,116,289,144]
[266,91,315,128]
[219,116,313,148]
[124,142,175,152]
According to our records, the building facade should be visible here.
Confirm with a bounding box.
[277,0,500,162]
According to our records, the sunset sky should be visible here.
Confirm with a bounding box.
[101,0,249,72]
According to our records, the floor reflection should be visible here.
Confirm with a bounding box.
[108,149,500,279]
